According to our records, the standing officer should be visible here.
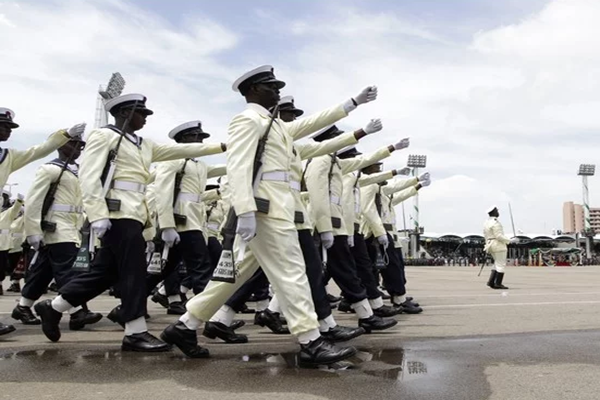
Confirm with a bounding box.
[162,65,372,366]
[0,194,23,294]
[6,204,26,293]
[484,206,516,289]
[34,94,226,352]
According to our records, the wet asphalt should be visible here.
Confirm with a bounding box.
[2,266,600,400]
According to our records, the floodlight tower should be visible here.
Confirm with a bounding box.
[94,73,126,128]
[578,164,595,260]
[407,154,427,258]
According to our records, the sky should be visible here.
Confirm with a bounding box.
[1,0,598,234]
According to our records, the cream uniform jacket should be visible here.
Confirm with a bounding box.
[143,183,157,242]
[79,126,224,225]
[155,160,226,233]
[203,189,224,239]
[483,217,511,254]
[305,146,392,236]
[0,199,23,251]
[387,186,419,248]
[24,161,84,245]
[9,212,24,253]
[360,177,418,240]
[342,170,397,237]
[227,102,348,220]
[292,132,358,231]
[0,130,70,190]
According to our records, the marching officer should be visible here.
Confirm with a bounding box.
[6,204,26,293]
[0,194,23,295]
[162,65,373,366]
[12,136,103,329]
[484,206,516,289]
[34,93,226,352]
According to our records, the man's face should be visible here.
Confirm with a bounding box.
[254,82,281,109]
[0,123,12,142]
[177,130,205,144]
[62,141,85,161]
[130,110,149,131]
[279,110,296,122]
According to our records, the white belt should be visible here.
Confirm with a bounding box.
[0,229,9,234]
[330,195,341,206]
[177,192,202,203]
[207,223,220,231]
[290,180,301,191]
[11,233,22,238]
[261,171,290,182]
[112,180,146,193]
[50,204,83,213]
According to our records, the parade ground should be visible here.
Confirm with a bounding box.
[2,266,600,400]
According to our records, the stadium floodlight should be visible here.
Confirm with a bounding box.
[99,72,126,100]
[406,154,427,258]
[407,154,427,168]
[578,164,595,260]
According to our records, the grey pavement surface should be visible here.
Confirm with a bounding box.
[2,266,600,399]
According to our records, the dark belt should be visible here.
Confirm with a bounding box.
[354,223,360,233]
[383,223,393,231]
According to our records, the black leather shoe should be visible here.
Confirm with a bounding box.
[327,293,341,304]
[107,306,125,328]
[358,315,398,333]
[161,321,209,358]
[34,299,62,342]
[393,301,423,314]
[7,282,21,293]
[151,292,169,309]
[373,305,400,318]
[48,282,58,292]
[12,305,41,325]
[122,332,171,352]
[167,302,186,315]
[337,299,355,313]
[405,297,420,307]
[69,309,103,331]
[321,325,365,342]
[0,322,16,336]
[254,309,290,334]
[230,320,245,331]
[203,321,248,343]
[238,304,255,314]
[298,337,357,367]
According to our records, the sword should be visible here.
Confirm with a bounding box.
[89,230,96,260]
[508,202,517,239]
[477,251,487,276]
[29,251,39,267]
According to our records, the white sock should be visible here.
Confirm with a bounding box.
[180,285,190,294]
[180,312,202,330]
[69,306,83,315]
[267,295,281,313]
[158,286,167,296]
[124,316,147,336]
[19,297,34,308]
[209,305,235,326]
[168,295,180,304]
[369,297,384,309]
[256,299,269,311]
[297,328,321,344]
[351,298,373,319]
[51,296,73,313]
[318,314,337,332]
[393,295,407,305]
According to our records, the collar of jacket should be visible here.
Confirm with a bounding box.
[246,103,272,118]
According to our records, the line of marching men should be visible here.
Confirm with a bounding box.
[0,65,432,367]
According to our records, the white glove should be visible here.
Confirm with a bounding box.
[354,86,378,105]
[377,234,389,247]
[418,172,430,182]
[161,228,180,247]
[347,235,355,248]
[27,235,43,251]
[91,218,111,239]
[236,212,257,242]
[320,231,334,249]
[146,241,156,254]
[67,122,86,138]
[17,193,24,201]
[393,138,410,150]
[510,238,520,244]
[363,118,382,134]
[395,167,411,176]
[420,178,431,187]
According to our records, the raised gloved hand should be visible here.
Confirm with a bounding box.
[320,231,334,249]
[17,193,24,201]
[510,237,520,244]
[347,235,355,248]
[418,172,430,182]
[161,228,180,247]
[236,211,257,242]
[420,178,431,187]
[91,218,111,239]
[395,167,411,176]
[393,138,410,150]
[67,122,86,138]
[377,234,389,247]
[354,86,378,105]
[146,241,155,254]
[363,118,383,134]
[27,235,43,251]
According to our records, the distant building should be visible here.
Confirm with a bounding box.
[563,201,600,234]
